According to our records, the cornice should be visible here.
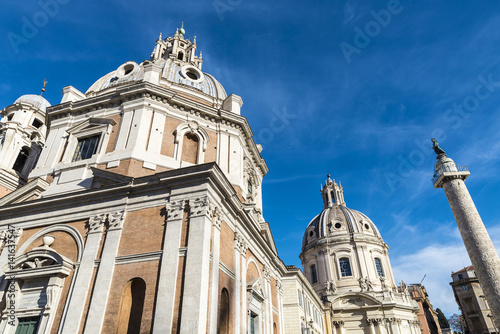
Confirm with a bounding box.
[46,81,268,176]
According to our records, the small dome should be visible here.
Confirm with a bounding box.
[302,176,383,250]
[14,94,51,113]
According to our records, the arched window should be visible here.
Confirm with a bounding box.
[181,133,199,164]
[330,191,335,203]
[12,147,30,173]
[339,257,352,277]
[310,264,318,284]
[177,52,184,61]
[218,288,230,334]
[375,258,384,277]
[116,278,146,334]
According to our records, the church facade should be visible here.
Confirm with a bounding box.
[0,26,418,334]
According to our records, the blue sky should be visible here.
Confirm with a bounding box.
[3,0,500,316]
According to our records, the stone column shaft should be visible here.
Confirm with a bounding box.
[442,178,500,326]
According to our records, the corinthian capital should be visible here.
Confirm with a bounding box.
[189,196,214,218]
[89,214,106,233]
[108,210,126,229]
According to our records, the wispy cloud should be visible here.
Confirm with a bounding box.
[392,226,500,316]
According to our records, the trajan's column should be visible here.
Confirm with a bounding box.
[432,139,500,327]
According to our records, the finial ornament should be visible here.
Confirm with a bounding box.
[431,138,446,157]
[41,78,47,96]
[178,22,185,38]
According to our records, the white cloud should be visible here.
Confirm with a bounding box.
[391,225,500,317]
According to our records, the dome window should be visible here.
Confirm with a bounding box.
[375,258,384,277]
[116,62,138,78]
[339,257,352,277]
[309,231,314,237]
[364,223,370,230]
[181,65,204,83]
[334,222,342,229]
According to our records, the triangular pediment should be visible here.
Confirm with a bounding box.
[66,117,116,134]
[0,177,49,206]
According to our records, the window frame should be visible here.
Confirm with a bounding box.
[338,257,353,277]
[61,118,116,164]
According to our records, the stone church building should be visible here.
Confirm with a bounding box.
[0,26,419,333]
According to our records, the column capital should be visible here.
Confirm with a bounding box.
[166,199,185,220]
[89,214,106,233]
[213,207,224,230]
[263,266,271,282]
[108,210,126,230]
[188,196,214,219]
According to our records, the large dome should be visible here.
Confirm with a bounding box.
[86,32,227,104]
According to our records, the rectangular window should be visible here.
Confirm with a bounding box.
[458,274,463,280]
[339,257,352,277]
[375,258,384,277]
[461,285,467,291]
[72,135,100,162]
[15,317,40,334]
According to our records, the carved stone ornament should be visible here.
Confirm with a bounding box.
[189,196,213,218]
[108,210,126,229]
[21,257,56,269]
[89,214,106,232]
[263,266,271,281]
[188,120,199,132]
[213,207,223,230]
[324,280,337,294]
[166,200,185,220]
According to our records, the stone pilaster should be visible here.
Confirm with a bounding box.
[180,196,214,334]
[263,265,272,333]
[233,233,242,334]
[434,154,500,325]
[208,208,222,334]
[153,199,185,333]
[84,210,126,334]
[240,240,248,334]
[60,214,105,334]
[276,280,284,334]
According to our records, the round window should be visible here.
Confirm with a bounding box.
[364,223,370,230]
[180,65,204,83]
[116,62,138,78]
[334,222,342,229]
